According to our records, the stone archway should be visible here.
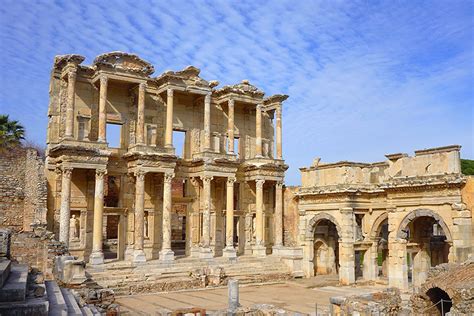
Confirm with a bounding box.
[304,212,342,279]
[394,209,453,288]
[396,209,452,242]
[305,212,342,240]
[368,213,389,279]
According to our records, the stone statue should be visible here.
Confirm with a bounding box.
[69,215,79,241]
[144,213,149,238]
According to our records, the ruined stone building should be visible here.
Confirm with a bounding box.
[8,50,468,297]
[44,52,288,265]
[295,145,474,289]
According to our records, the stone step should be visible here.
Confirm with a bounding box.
[60,287,82,316]
[0,263,28,302]
[45,280,68,316]
[0,259,11,288]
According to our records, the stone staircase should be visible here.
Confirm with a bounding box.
[0,258,100,315]
[87,255,292,296]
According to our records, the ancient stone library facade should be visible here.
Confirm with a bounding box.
[9,51,471,291]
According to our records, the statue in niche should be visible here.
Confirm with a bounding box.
[69,215,79,241]
[144,213,149,239]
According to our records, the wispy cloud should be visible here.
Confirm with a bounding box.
[0,0,472,184]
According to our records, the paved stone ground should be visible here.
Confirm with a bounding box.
[116,276,388,315]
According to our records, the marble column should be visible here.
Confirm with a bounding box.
[136,82,146,145]
[98,75,108,142]
[200,175,213,258]
[133,170,146,263]
[275,104,282,159]
[165,88,174,148]
[223,177,237,258]
[59,167,73,245]
[273,181,283,252]
[90,169,106,265]
[160,172,175,261]
[254,179,266,256]
[64,70,77,139]
[203,92,212,151]
[255,104,263,158]
[227,99,235,154]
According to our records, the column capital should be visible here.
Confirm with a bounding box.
[227,177,236,186]
[68,70,77,80]
[167,88,174,97]
[139,82,147,90]
[228,98,234,106]
[200,175,213,184]
[276,104,282,116]
[134,169,146,181]
[256,178,265,188]
[276,181,284,189]
[100,75,108,85]
[256,103,263,110]
[164,172,175,183]
[340,207,353,213]
[61,166,73,178]
[95,169,107,179]
[205,92,212,101]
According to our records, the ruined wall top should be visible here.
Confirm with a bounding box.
[300,145,463,189]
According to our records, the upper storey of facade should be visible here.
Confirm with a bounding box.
[299,145,465,194]
[46,51,288,169]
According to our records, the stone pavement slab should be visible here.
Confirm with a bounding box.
[116,279,387,315]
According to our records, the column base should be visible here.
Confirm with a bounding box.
[159,249,175,262]
[199,247,214,259]
[89,251,104,265]
[190,246,201,258]
[222,247,237,259]
[272,245,284,256]
[133,249,147,263]
[244,245,253,255]
[252,245,266,257]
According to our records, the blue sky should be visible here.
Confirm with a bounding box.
[0,0,473,185]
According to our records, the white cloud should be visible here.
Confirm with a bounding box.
[0,0,472,184]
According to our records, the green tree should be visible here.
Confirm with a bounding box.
[0,114,25,148]
[461,159,474,175]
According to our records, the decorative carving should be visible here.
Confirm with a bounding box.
[68,70,77,81]
[61,167,73,179]
[134,169,146,181]
[93,51,155,76]
[201,175,214,184]
[256,179,265,189]
[167,88,173,98]
[54,54,85,69]
[227,177,236,186]
[164,172,175,183]
[100,75,108,86]
[95,169,107,179]
[214,79,265,98]
[276,181,283,189]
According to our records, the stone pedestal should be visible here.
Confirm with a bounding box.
[133,250,146,263]
[252,245,266,257]
[159,249,175,262]
[89,252,104,265]
[338,242,355,285]
[223,247,237,259]
[200,247,213,259]
[388,240,408,290]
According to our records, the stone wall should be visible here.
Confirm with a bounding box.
[283,186,299,247]
[0,148,47,232]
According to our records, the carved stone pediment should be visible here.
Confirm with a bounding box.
[54,54,85,70]
[155,65,215,89]
[264,94,289,105]
[93,51,154,76]
[214,80,265,99]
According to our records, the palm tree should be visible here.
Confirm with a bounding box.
[0,114,25,148]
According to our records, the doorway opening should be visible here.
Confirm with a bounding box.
[313,219,339,276]
[103,214,119,260]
